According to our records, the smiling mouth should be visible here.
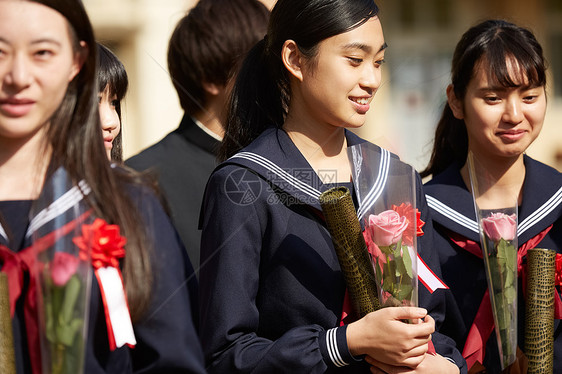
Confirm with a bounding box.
[350,97,371,105]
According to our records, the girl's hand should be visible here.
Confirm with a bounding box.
[346,307,434,368]
[367,353,460,374]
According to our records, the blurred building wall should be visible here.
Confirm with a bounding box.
[85,0,562,172]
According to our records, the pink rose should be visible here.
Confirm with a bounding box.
[50,252,80,286]
[482,213,517,242]
[367,210,409,246]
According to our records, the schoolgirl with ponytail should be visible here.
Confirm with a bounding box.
[422,20,562,372]
[200,0,464,372]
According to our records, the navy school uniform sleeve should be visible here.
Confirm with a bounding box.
[84,187,206,374]
[199,166,360,373]
[416,173,467,373]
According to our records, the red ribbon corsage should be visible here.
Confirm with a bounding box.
[73,218,136,350]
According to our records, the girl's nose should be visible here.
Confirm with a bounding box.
[502,98,524,125]
[4,55,32,90]
[99,102,119,132]
[359,63,382,93]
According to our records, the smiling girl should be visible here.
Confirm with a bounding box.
[422,19,562,373]
[0,1,204,373]
[97,43,127,162]
[199,0,463,373]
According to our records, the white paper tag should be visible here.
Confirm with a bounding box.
[97,266,137,348]
[417,254,448,293]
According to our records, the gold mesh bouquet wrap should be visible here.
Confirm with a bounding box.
[319,187,380,317]
[0,272,16,374]
[524,248,556,374]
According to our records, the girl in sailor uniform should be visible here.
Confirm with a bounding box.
[421,19,562,373]
[0,0,205,373]
[199,0,464,373]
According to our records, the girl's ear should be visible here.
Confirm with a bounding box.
[281,39,304,81]
[446,84,464,119]
[202,81,222,96]
[69,41,88,82]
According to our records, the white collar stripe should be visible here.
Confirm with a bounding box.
[0,224,7,242]
[26,181,90,238]
[239,152,322,197]
[232,152,321,199]
[518,186,562,235]
[357,149,390,220]
[426,195,479,233]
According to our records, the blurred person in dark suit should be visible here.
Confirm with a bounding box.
[126,0,269,272]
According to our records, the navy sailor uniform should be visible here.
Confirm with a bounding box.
[424,155,562,373]
[0,167,206,374]
[199,128,465,373]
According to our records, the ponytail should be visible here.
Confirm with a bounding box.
[219,38,287,161]
[420,104,467,178]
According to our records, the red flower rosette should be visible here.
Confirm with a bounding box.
[391,203,425,246]
[73,218,136,351]
[74,218,126,269]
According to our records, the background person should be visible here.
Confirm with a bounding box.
[126,0,270,272]
[0,0,205,372]
[421,19,561,373]
[97,43,128,162]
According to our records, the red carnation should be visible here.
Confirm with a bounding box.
[73,218,126,269]
[391,203,425,246]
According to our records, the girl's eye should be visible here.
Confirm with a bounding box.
[111,100,119,108]
[484,96,500,103]
[375,58,385,67]
[348,57,363,65]
[34,50,54,59]
[97,95,102,104]
[523,96,538,103]
[522,92,540,102]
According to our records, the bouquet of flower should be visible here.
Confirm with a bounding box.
[468,152,518,369]
[349,143,419,308]
[31,168,93,374]
[479,210,518,368]
[363,204,423,307]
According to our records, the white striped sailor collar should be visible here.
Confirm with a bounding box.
[0,167,91,247]
[222,127,370,212]
[425,155,562,244]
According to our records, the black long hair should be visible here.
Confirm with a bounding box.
[97,43,128,162]
[421,19,546,178]
[33,0,152,321]
[219,0,380,161]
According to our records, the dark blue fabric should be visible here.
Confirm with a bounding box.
[199,128,465,373]
[424,155,562,373]
[126,114,220,274]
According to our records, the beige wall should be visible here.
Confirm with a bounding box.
[85,0,562,172]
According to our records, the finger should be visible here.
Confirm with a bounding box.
[388,307,427,320]
[407,319,435,338]
[401,351,427,369]
[402,343,429,360]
